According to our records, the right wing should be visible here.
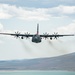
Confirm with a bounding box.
[0,32,34,38]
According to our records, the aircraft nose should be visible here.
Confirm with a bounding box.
[35,36,38,39]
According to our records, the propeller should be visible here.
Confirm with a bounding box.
[43,32,49,39]
[43,32,49,35]
[24,32,30,39]
[53,32,58,39]
[14,31,20,38]
[25,32,30,34]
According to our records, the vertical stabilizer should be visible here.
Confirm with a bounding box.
[37,23,39,35]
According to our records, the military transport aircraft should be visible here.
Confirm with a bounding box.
[0,24,74,43]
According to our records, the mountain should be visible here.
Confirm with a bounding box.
[0,53,75,71]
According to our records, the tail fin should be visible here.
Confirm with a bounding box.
[37,23,39,35]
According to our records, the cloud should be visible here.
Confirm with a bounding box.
[0,23,4,44]
[16,8,50,21]
[0,4,75,20]
[0,12,12,19]
[0,0,75,8]
[0,0,16,2]
[57,5,75,14]
[41,0,75,5]
[0,4,51,20]
[0,4,14,19]
[0,23,3,31]
[52,21,75,34]
[46,5,75,18]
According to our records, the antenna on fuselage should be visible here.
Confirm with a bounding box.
[37,23,39,35]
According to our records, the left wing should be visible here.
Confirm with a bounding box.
[40,34,74,39]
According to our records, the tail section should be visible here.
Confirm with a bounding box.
[37,23,39,35]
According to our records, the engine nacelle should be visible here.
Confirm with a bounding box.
[21,36,24,39]
[50,37,52,40]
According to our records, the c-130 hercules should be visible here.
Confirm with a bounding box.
[0,24,74,43]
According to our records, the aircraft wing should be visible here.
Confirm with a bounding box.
[0,32,33,37]
[40,34,74,38]
[0,32,74,38]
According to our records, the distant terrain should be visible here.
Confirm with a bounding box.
[0,53,75,71]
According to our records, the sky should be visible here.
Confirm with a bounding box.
[0,0,75,60]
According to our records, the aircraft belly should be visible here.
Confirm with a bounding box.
[32,37,41,43]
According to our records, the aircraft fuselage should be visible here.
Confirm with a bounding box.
[32,34,41,43]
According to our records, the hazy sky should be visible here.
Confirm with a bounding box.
[0,0,75,60]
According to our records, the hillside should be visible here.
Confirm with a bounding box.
[0,53,75,71]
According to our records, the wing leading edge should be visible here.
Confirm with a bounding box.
[40,34,74,37]
[0,32,74,38]
[0,32,33,37]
